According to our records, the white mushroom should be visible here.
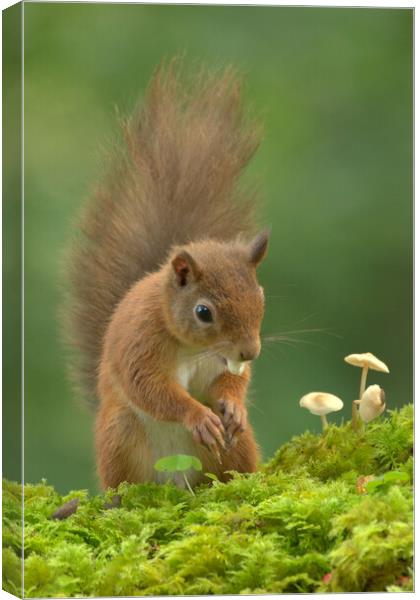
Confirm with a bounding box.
[299,392,343,431]
[358,384,386,423]
[345,353,389,395]
[344,352,389,431]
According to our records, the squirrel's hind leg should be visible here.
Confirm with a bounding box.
[222,427,260,479]
[95,401,154,489]
[199,427,260,483]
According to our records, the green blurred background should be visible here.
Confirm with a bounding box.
[13,4,413,493]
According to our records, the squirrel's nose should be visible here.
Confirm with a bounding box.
[239,341,261,362]
[240,350,257,361]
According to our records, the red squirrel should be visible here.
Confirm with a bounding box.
[65,61,269,489]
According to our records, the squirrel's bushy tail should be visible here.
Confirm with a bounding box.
[65,60,262,407]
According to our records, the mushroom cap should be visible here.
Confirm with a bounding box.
[299,392,344,416]
[359,384,386,423]
[344,352,389,373]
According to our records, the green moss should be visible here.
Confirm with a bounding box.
[3,405,413,596]
[265,404,413,482]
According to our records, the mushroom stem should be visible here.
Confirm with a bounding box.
[320,414,328,431]
[359,366,369,398]
[352,366,369,431]
[352,400,360,432]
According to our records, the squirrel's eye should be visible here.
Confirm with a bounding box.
[195,304,213,323]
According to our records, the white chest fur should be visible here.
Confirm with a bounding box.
[175,348,226,403]
[131,349,226,488]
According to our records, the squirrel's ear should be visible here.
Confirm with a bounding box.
[249,229,270,267]
[171,251,201,286]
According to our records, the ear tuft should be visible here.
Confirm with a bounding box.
[171,250,201,286]
[249,228,270,267]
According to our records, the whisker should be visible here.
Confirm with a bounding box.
[192,352,221,366]
[263,335,325,347]
[290,312,319,326]
[263,324,343,338]
[264,337,299,348]
[260,345,278,361]
[263,327,325,337]
[246,396,266,416]
[189,342,230,366]
[193,349,222,363]
[260,325,342,354]
[263,335,314,344]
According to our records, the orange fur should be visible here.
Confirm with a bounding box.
[64,61,268,489]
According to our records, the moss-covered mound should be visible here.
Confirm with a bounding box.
[3,405,413,597]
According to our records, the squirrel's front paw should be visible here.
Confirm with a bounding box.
[185,406,226,462]
[218,399,247,446]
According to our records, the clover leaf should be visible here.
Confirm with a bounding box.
[154,454,203,495]
[154,454,202,472]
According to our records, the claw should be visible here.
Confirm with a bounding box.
[203,442,222,464]
[213,428,227,450]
